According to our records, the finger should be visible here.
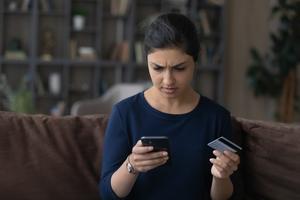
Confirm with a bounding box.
[213,151,232,166]
[210,159,230,176]
[136,140,143,146]
[147,151,168,160]
[210,157,231,171]
[224,151,240,164]
[136,156,169,168]
[210,160,225,173]
[132,145,153,154]
[213,150,222,157]
[219,152,239,170]
[210,157,237,174]
[136,157,169,172]
[132,151,168,162]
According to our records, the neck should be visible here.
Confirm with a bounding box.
[145,86,199,114]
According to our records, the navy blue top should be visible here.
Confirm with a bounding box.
[100,92,233,200]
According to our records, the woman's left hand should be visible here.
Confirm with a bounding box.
[210,150,240,179]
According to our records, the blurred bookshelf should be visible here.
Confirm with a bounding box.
[0,0,226,114]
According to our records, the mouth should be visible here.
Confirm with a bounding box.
[161,87,177,94]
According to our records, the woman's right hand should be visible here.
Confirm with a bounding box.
[129,140,169,173]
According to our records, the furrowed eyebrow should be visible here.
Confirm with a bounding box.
[172,62,186,68]
[150,62,186,68]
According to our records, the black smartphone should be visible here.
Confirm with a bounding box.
[141,136,171,165]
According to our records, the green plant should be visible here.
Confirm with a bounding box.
[0,74,35,114]
[247,0,300,121]
[72,7,88,16]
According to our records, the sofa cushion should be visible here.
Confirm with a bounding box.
[0,111,108,200]
[236,118,300,200]
[231,117,245,199]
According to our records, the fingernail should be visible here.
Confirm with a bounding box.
[148,146,153,151]
[163,152,168,156]
[209,158,214,162]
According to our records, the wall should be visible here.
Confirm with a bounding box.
[224,0,276,120]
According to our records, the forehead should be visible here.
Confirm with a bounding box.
[147,48,192,64]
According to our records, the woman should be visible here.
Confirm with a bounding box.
[100,13,240,200]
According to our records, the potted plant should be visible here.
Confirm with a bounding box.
[247,0,300,122]
[72,7,88,31]
[0,74,35,114]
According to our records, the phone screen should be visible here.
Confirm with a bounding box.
[141,136,169,152]
[141,136,171,165]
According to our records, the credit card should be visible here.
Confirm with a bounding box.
[207,136,242,153]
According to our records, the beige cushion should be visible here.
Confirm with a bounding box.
[70,83,147,115]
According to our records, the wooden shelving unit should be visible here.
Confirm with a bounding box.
[0,0,226,114]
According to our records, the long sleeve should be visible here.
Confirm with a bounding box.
[100,105,131,200]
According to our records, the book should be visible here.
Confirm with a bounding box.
[111,0,130,15]
[119,0,129,15]
[120,41,129,63]
[110,41,129,62]
[212,43,224,64]
[134,41,144,64]
[78,46,97,60]
[69,39,77,59]
[116,20,124,43]
[198,10,211,36]
[207,0,225,6]
[35,73,46,96]
[4,51,27,60]
[200,43,208,65]
[21,0,31,12]
[40,0,50,12]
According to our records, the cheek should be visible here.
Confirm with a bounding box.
[176,71,194,84]
[148,70,161,84]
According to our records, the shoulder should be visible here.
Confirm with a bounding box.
[199,95,230,118]
[113,92,143,114]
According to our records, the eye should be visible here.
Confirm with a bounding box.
[174,66,186,71]
[153,66,164,71]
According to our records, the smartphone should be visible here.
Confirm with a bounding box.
[141,136,171,165]
[207,136,242,153]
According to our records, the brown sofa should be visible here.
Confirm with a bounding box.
[0,111,299,200]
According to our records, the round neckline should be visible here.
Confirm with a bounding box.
[140,91,204,120]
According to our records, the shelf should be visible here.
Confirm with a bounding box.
[2,11,31,15]
[103,13,129,20]
[69,60,99,66]
[36,94,63,100]
[1,59,30,65]
[132,63,147,68]
[0,0,226,113]
[200,34,221,40]
[198,64,220,71]
[37,59,66,66]
[100,60,124,66]
[137,1,161,7]
[39,11,66,17]
[71,27,97,34]
[198,4,223,9]
[72,0,97,3]
[69,88,91,94]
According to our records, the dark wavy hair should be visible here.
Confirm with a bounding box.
[144,13,200,62]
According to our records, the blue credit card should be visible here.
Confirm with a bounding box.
[207,136,242,153]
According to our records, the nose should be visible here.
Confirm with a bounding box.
[163,69,175,85]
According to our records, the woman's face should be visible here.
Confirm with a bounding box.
[147,48,195,99]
